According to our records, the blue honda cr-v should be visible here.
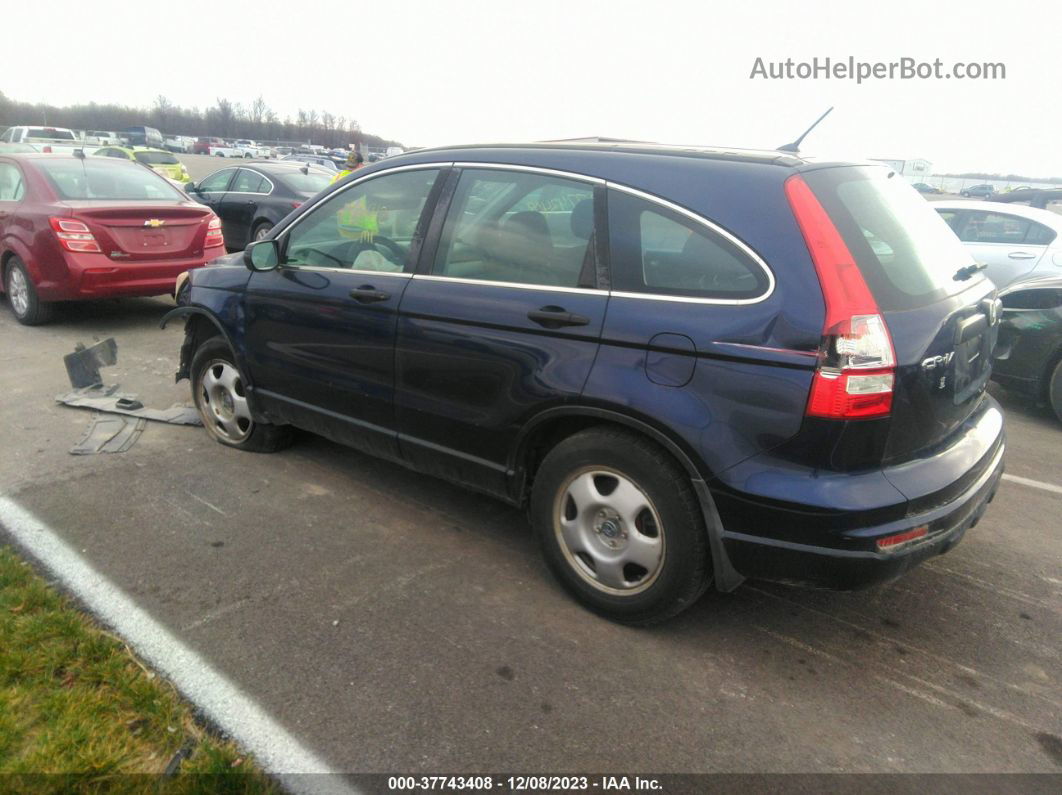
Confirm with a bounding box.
[163,142,1006,623]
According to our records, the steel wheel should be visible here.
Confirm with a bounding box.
[8,266,29,318]
[196,359,253,442]
[553,466,665,595]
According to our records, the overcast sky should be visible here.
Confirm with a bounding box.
[8,0,1053,176]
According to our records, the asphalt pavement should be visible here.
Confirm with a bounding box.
[0,296,1060,775]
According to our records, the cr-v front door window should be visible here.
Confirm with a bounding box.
[282,169,440,272]
[434,169,597,288]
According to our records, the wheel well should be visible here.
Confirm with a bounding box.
[515,414,704,506]
[176,313,224,381]
[0,250,15,284]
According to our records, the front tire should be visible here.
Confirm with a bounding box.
[5,258,54,325]
[190,339,293,453]
[530,427,712,624]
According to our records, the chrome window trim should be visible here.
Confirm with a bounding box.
[196,167,238,194]
[228,168,275,196]
[412,274,603,296]
[604,181,776,306]
[275,161,454,241]
[269,158,776,306]
[281,265,412,278]
[452,161,605,185]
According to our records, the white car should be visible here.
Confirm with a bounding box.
[164,135,196,153]
[933,200,1062,289]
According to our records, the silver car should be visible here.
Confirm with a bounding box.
[934,200,1062,289]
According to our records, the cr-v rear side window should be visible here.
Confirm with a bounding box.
[607,188,769,300]
[801,166,979,311]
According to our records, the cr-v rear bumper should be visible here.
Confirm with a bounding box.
[712,398,1005,590]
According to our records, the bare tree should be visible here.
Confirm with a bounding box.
[250,95,268,125]
[214,98,235,137]
[152,95,174,131]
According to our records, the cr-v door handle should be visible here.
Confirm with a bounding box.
[349,285,391,303]
[527,305,590,329]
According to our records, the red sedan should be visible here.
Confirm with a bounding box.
[0,153,225,325]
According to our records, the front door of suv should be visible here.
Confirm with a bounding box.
[394,166,608,496]
[242,166,444,460]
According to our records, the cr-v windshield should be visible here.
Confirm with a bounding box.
[802,166,980,311]
[37,159,183,201]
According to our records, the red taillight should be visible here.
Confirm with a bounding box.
[877,525,928,552]
[42,145,52,153]
[49,217,101,253]
[204,214,224,248]
[785,175,896,420]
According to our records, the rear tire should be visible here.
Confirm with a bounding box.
[250,221,274,244]
[5,258,54,325]
[529,427,712,624]
[190,339,293,453]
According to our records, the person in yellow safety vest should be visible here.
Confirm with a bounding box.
[331,150,364,184]
[337,193,379,243]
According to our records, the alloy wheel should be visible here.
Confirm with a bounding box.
[553,467,665,595]
[197,360,253,442]
[8,267,29,318]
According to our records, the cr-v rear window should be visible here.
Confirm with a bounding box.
[801,166,980,311]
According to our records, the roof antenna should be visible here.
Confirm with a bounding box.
[778,107,833,153]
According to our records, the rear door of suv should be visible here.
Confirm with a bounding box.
[393,165,609,496]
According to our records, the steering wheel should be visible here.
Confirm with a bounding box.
[348,235,406,268]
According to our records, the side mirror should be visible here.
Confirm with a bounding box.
[184,181,197,192]
[244,239,279,272]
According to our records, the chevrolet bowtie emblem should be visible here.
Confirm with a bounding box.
[144,219,166,228]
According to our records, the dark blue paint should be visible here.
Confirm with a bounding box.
[174,144,1006,591]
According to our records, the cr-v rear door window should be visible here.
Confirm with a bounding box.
[801,166,979,310]
[606,188,769,300]
[433,169,597,288]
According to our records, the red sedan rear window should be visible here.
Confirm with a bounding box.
[37,159,183,201]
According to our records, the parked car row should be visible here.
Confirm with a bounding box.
[0,125,165,153]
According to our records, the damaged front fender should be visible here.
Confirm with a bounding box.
[159,306,236,384]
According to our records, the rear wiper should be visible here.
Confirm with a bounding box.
[954,262,987,281]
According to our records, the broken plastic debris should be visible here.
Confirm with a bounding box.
[70,412,146,455]
[64,338,118,388]
[56,387,201,426]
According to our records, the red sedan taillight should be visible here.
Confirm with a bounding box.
[785,175,896,420]
[49,217,102,253]
[204,215,224,248]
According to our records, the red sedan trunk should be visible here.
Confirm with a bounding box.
[0,153,225,323]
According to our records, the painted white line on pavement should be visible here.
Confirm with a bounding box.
[1002,473,1062,496]
[0,496,357,795]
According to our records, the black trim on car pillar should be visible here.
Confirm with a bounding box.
[511,406,746,592]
